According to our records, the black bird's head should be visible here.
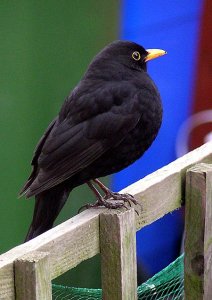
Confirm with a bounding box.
[87,40,166,77]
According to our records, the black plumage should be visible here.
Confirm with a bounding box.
[20,40,166,241]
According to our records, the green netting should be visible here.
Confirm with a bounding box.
[52,254,184,300]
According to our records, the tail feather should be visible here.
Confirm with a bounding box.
[25,184,71,242]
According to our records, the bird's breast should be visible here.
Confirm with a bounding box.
[113,97,162,169]
[88,94,162,177]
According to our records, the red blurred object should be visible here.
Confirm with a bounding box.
[190,0,212,150]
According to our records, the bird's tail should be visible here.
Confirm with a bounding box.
[25,184,71,242]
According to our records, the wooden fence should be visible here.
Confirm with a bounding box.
[0,142,211,299]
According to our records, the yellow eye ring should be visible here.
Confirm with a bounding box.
[132,51,141,61]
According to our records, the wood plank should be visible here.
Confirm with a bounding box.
[15,251,51,300]
[100,209,137,300]
[0,142,211,299]
[184,165,206,299]
[0,209,104,299]
[204,165,212,299]
[184,163,212,300]
[124,142,212,231]
[0,264,15,300]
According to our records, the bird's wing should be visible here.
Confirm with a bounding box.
[25,83,141,196]
[20,118,57,195]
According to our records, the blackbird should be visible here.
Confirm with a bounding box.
[20,40,166,241]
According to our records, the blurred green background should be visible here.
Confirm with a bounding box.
[0,0,118,287]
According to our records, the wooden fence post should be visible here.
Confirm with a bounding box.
[100,208,137,300]
[14,251,51,300]
[185,163,212,300]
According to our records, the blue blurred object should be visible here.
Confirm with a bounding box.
[113,0,203,275]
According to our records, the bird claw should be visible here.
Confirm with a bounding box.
[105,193,132,207]
[104,191,141,208]
[78,201,100,213]
[78,197,129,213]
[78,190,142,215]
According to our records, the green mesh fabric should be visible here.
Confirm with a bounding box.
[52,254,184,300]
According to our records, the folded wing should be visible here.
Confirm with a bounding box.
[21,82,141,197]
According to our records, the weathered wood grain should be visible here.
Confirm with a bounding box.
[0,142,211,299]
[124,142,212,231]
[0,209,104,299]
[100,209,137,300]
[184,163,212,300]
[15,251,51,300]
[204,166,212,299]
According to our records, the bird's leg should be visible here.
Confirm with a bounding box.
[93,178,140,207]
[87,181,103,202]
[92,178,110,194]
[78,181,128,213]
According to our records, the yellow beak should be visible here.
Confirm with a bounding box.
[145,49,167,62]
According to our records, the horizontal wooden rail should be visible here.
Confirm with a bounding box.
[0,142,211,299]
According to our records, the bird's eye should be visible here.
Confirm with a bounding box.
[132,51,141,61]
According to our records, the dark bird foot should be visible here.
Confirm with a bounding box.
[78,196,128,213]
[104,191,141,216]
[104,191,139,206]
[94,178,141,207]
[78,179,141,215]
